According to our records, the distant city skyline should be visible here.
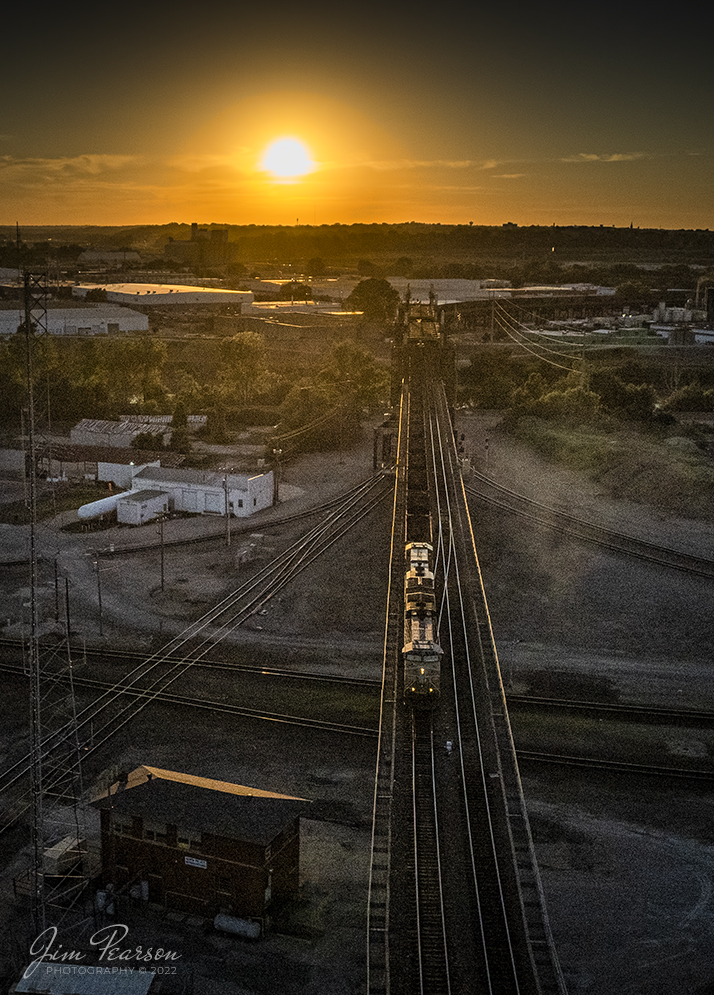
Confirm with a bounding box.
[1,1,711,230]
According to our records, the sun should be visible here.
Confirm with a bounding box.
[260,137,315,179]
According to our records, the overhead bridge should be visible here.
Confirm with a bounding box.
[367,299,567,995]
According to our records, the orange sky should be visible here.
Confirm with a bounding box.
[1,2,712,229]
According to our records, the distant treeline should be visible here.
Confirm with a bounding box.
[2,223,714,269]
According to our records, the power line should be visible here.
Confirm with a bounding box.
[493,309,580,372]
[494,301,583,350]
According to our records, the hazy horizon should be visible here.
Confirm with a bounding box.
[2,2,711,230]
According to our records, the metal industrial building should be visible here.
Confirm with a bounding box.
[70,419,170,449]
[129,466,274,518]
[0,304,149,337]
[97,766,306,923]
[73,283,254,307]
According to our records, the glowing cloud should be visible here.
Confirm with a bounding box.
[561,152,644,163]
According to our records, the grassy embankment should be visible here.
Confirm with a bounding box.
[510,418,714,520]
[510,712,714,771]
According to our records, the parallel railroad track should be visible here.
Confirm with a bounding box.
[412,712,450,994]
[0,639,382,690]
[465,472,714,579]
[0,661,378,736]
[428,386,525,994]
[508,694,714,727]
[0,477,391,831]
[518,751,714,781]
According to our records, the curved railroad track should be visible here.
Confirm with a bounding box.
[465,471,714,579]
[0,477,390,831]
[518,751,714,781]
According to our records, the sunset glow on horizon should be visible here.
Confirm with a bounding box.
[1,2,712,230]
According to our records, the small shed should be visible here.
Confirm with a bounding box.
[116,489,168,525]
[97,766,308,922]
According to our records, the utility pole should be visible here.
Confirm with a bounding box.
[339,403,344,465]
[94,555,103,638]
[272,450,282,505]
[65,577,71,640]
[24,271,45,935]
[21,407,29,508]
[224,474,231,548]
[159,513,165,590]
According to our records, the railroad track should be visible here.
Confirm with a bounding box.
[0,661,378,736]
[411,712,450,994]
[0,638,382,690]
[368,389,406,995]
[508,694,714,727]
[428,386,525,994]
[11,637,712,727]
[465,471,714,579]
[0,477,390,831]
[518,751,714,781]
[6,659,709,784]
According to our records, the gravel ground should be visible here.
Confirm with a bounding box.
[3,415,714,994]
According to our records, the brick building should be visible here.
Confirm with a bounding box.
[98,767,307,923]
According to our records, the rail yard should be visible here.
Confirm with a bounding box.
[2,322,714,992]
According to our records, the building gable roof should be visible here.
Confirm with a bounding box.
[98,766,309,844]
[133,467,254,488]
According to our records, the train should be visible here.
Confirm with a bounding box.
[403,541,442,708]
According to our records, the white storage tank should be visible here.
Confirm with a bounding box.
[78,494,121,519]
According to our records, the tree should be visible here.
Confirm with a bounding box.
[279,282,312,301]
[170,400,191,452]
[132,431,164,451]
[84,288,107,302]
[662,382,714,412]
[345,278,400,323]
[220,331,267,405]
[393,256,413,277]
[588,369,655,421]
[357,259,378,276]
[320,340,389,409]
[200,405,229,443]
[306,256,326,276]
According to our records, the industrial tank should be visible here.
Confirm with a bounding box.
[77,494,121,519]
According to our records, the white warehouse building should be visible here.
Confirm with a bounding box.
[0,305,148,337]
[73,283,254,307]
[128,466,274,518]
